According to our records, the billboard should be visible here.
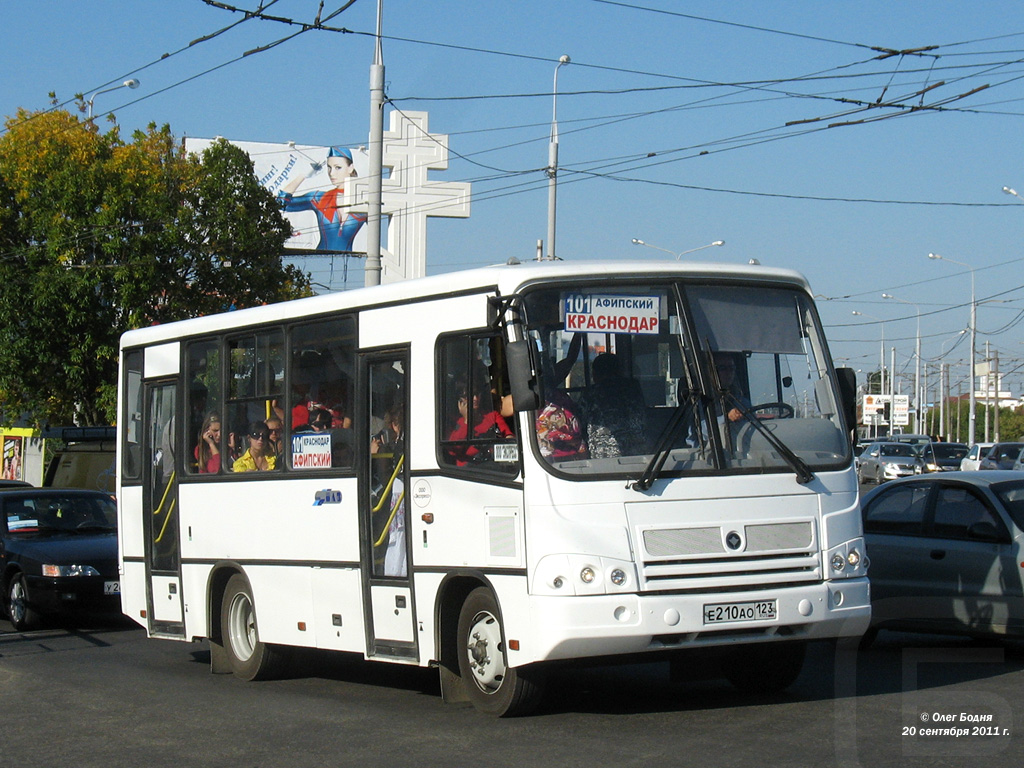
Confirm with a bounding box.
[185,139,368,253]
[861,394,910,427]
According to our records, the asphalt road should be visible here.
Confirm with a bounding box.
[1,614,1022,768]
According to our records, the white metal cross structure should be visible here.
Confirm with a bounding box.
[348,110,471,282]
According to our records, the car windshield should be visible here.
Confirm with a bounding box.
[4,494,117,535]
[994,481,1024,530]
[990,444,1024,462]
[521,280,849,480]
[931,444,968,460]
[880,444,918,458]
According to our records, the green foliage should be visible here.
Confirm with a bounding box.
[0,108,311,426]
[928,399,1024,443]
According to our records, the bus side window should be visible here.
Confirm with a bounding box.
[186,340,222,475]
[437,333,519,475]
[225,331,284,473]
[288,317,356,471]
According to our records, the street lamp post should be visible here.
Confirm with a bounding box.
[881,293,921,432]
[87,79,140,119]
[928,252,977,444]
[631,239,725,259]
[852,310,888,437]
[546,55,570,261]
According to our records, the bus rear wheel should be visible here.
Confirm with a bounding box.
[456,587,545,717]
[220,574,286,681]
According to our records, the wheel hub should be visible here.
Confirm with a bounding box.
[465,611,506,692]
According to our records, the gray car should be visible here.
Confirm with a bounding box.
[861,472,1024,641]
[857,441,921,484]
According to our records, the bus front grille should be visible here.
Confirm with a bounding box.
[636,520,821,591]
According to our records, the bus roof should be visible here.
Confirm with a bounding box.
[120,259,812,349]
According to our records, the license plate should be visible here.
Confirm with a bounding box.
[104,581,120,595]
[703,599,776,625]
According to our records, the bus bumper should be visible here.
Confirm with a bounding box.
[521,578,870,663]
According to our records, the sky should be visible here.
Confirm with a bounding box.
[3,0,1024,403]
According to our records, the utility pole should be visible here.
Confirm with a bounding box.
[365,0,385,287]
[984,340,991,442]
[993,350,1000,441]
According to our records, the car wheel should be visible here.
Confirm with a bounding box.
[457,586,546,716]
[6,572,39,632]
[220,574,287,681]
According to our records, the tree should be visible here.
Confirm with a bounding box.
[0,107,310,426]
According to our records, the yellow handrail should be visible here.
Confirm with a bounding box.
[371,455,404,514]
[153,470,176,544]
[373,488,405,548]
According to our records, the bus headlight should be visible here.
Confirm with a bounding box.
[826,538,868,580]
[533,555,637,595]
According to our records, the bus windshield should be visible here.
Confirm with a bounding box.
[521,280,849,479]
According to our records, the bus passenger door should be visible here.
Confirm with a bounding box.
[360,350,417,660]
[143,381,185,637]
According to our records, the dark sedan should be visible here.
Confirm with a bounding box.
[1,489,119,630]
[916,442,968,473]
[861,472,1024,641]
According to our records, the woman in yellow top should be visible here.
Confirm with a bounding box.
[233,422,277,472]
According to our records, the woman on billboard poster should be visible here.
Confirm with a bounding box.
[278,146,367,252]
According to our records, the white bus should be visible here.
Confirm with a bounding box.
[117,260,869,716]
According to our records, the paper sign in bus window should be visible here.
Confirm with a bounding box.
[562,293,661,335]
[292,433,333,469]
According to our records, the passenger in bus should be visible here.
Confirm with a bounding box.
[265,416,284,459]
[370,404,406,577]
[577,353,648,458]
[536,334,587,461]
[447,382,513,466]
[195,413,222,474]
[309,408,333,432]
[232,421,277,472]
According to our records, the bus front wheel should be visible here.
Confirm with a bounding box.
[220,574,286,681]
[456,587,545,717]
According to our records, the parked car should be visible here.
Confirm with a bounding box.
[960,442,995,471]
[861,472,1024,640]
[857,441,921,484]
[979,442,1024,471]
[1,488,119,630]
[916,442,969,473]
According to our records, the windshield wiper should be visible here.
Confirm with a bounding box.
[721,391,814,484]
[632,397,699,492]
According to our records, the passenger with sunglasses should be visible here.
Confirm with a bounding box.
[232,421,278,472]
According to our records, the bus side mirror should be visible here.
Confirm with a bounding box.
[836,367,857,436]
[505,339,540,412]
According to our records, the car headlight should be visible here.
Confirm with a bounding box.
[42,564,101,577]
